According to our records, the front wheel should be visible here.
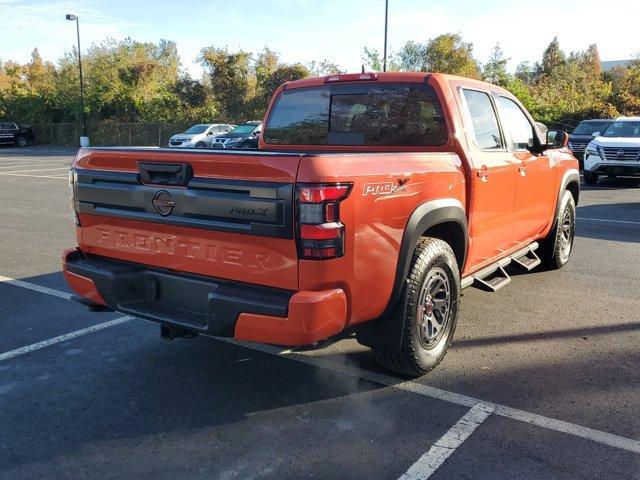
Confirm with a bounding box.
[540,190,576,270]
[16,136,27,147]
[372,237,460,377]
[195,142,207,149]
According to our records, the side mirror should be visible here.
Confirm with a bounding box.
[206,131,213,136]
[254,130,261,136]
[546,130,569,149]
[591,131,601,138]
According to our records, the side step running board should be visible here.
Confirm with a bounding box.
[511,245,541,271]
[475,264,511,292]
[461,242,540,292]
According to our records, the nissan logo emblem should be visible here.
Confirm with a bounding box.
[617,150,625,157]
[152,190,175,216]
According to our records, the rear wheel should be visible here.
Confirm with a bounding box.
[583,172,598,184]
[372,238,460,377]
[16,136,27,147]
[540,190,576,270]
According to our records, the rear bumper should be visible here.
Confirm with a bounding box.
[62,249,347,346]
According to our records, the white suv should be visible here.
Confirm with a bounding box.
[583,117,640,184]
[168,124,233,148]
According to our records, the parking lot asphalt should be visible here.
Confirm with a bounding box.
[0,147,639,479]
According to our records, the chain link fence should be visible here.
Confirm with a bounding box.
[30,122,193,147]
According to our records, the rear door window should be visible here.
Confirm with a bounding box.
[264,83,447,147]
[461,89,503,150]
[497,96,535,150]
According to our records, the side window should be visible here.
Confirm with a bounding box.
[498,96,535,150]
[461,89,503,150]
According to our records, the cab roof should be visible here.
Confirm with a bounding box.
[283,71,512,96]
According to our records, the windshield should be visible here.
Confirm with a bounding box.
[231,124,258,134]
[183,124,209,134]
[264,83,447,147]
[602,121,640,138]
[573,121,611,135]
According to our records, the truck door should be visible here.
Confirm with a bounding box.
[496,95,557,244]
[459,88,519,272]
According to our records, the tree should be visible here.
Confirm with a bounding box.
[515,61,535,84]
[583,44,602,75]
[361,47,384,72]
[422,34,480,78]
[482,44,509,86]
[540,37,565,77]
[396,40,426,71]
[254,48,279,87]
[199,47,253,122]
[307,59,343,76]
[608,57,640,115]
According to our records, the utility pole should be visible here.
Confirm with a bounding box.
[66,14,87,140]
[383,0,389,72]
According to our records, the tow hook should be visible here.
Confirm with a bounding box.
[160,325,198,341]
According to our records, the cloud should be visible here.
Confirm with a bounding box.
[0,0,137,63]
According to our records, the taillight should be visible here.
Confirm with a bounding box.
[296,183,352,260]
[68,168,80,226]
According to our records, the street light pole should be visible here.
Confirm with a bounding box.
[66,14,86,139]
[383,0,389,72]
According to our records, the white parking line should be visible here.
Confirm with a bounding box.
[219,339,640,455]
[0,316,132,362]
[578,217,640,226]
[0,275,72,300]
[399,403,495,480]
[0,162,67,170]
[0,167,69,174]
[3,273,640,456]
[0,173,68,179]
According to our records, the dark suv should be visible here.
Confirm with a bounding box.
[0,122,35,147]
[211,121,262,149]
[569,119,612,161]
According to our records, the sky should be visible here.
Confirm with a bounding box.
[1,0,638,78]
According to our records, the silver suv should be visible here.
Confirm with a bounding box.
[168,124,233,148]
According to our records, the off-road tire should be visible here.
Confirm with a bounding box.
[540,190,576,270]
[372,237,460,377]
[583,172,598,185]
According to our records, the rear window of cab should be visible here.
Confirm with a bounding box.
[263,83,448,147]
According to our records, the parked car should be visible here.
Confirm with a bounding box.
[63,72,578,377]
[0,122,35,147]
[168,124,233,148]
[568,119,613,161]
[211,121,262,149]
[583,116,640,184]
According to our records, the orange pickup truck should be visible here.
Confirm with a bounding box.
[63,72,579,376]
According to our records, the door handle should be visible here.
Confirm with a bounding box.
[519,166,527,176]
[477,165,489,182]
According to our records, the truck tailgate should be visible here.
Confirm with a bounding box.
[72,148,301,291]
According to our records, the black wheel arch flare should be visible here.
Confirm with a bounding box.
[356,198,467,351]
